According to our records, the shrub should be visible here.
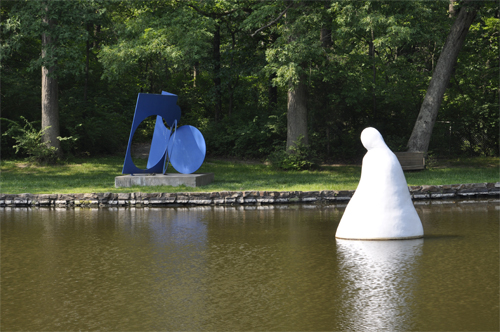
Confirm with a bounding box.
[269,136,319,171]
[2,116,75,164]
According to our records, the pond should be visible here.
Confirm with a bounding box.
[1,199,498,331]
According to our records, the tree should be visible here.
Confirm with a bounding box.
[41,6,60,154]
[4,0,105,155]
[284,4,309,150]
[249,1,326,151]
[434,3,499,156]
[407,1,479,153]
[3,0,495,161]
[286,72,308,149]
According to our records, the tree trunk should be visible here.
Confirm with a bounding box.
[320,27,331,48]
[321,9,333,157]
[407,3,477,153]
[93,25,101,49]
[268,33,278,112]
[213,23,222,122]
[449,0,456,17]
[369,28,377,122]
[193,62,199,88]
[84,24,90,103]
[41,15,61,154]
[268,73,278,111]
[286,75,308,150]
[320,2,332,49]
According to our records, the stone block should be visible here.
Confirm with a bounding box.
[209,192,220,199]
[336,191,353,198]
[189,199,212,205]
[14,199,28,206]
[118,193,131,200]
[412,193,430,199]
[176,195,189,204]
[115,173,214,188]
[430,192,456,199]
[421,185,438,192]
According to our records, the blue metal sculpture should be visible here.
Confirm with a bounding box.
[122,91,206,175]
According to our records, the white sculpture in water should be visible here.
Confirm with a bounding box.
[335,127,424,240]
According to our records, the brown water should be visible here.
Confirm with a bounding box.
[1,200,498,331]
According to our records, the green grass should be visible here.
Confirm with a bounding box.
[1,156,498,194]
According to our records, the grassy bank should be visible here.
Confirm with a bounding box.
[1,156,498,195]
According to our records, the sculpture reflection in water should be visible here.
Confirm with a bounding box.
[336,238,423,330]
[122,91,206,175]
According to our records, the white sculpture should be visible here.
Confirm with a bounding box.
[335,127,424,240]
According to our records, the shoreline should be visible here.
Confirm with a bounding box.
[1,182,499,208]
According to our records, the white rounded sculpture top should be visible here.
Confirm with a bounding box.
[361,127,387,151]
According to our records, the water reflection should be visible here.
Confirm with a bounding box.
[1,200,498,331]
[337,239,423,330]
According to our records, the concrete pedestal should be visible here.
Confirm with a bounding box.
[115,173,214,188]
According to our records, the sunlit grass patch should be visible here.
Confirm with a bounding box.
[1,156,498,194]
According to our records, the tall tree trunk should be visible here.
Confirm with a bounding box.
[84,24,91,103]
[407,3,477,153]
[268,33,279,112]
[93,25,101,49]
[321,14,333,157]
[268,73,278,111]
[213,23,222,122]
[41,14,61,154]
[193,62,199,88]
[286,74,308,150]
[320,26,331,48]
[227,26,237,117]
[320,2,332,49]
[369,28,377,122]
[449,0,457,17]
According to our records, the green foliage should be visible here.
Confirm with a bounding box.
[1,0,498,162]
[4,0,106,78]
[269,136,319,171]
[434,7,499,157]
[2,116,60,164]
[57,84,137,156]
[205,113,286,159]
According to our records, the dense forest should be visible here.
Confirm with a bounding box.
[1,0,498,164]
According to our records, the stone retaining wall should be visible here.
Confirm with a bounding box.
[1,183,498,208]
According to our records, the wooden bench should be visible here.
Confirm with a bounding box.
[394,152,425,171]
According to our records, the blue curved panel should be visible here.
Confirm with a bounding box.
[167,125,206,174]
[147,115,170,169]
[122,92,180,174]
